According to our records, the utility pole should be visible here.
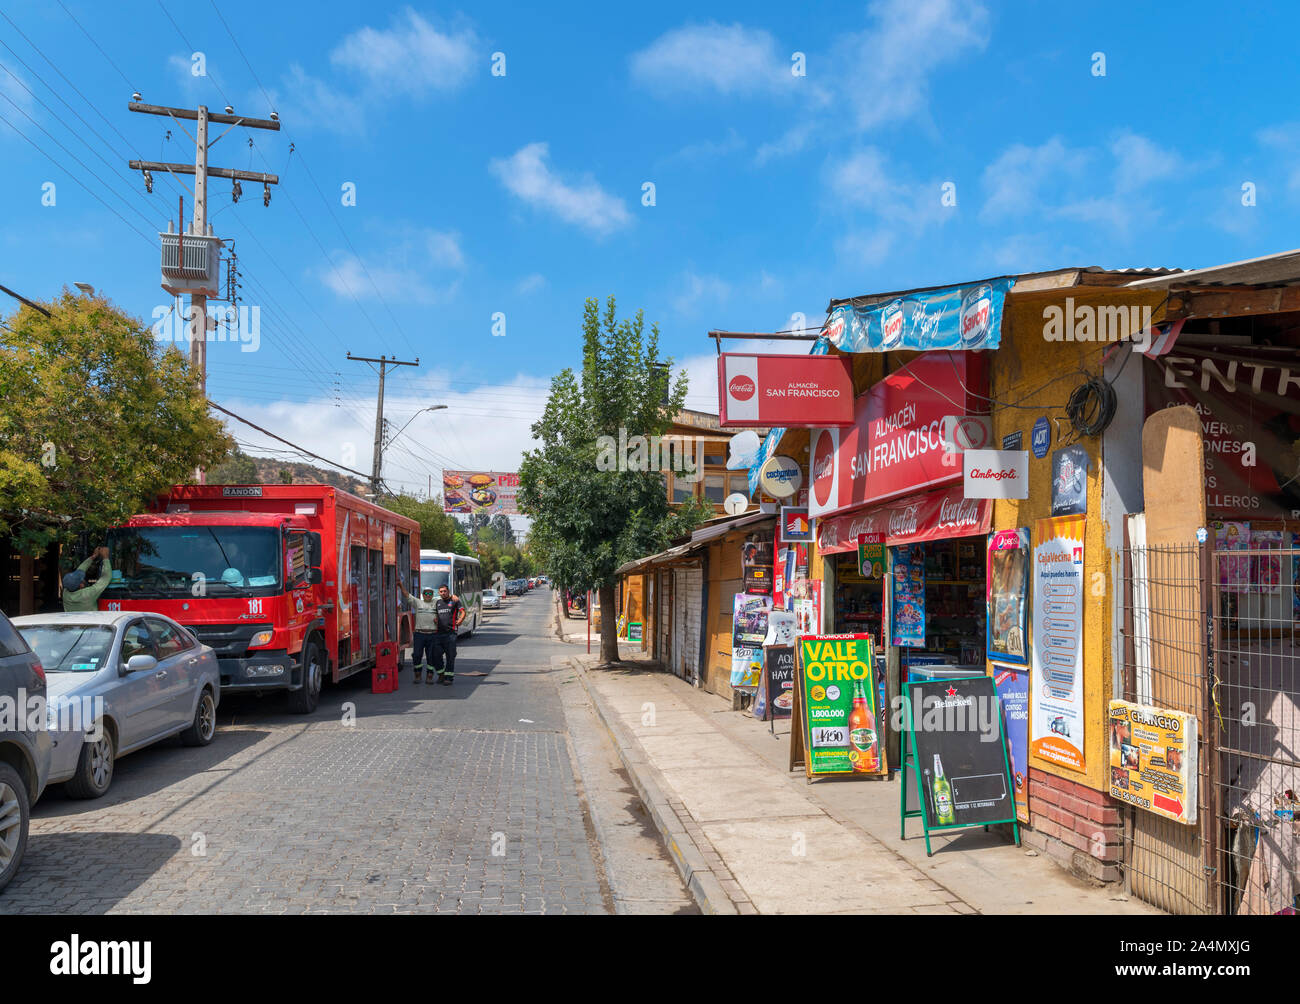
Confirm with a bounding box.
[127,100,281,397]
[347,352,420,496]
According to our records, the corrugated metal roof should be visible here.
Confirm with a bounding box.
[1125,248,1300,289]
[615,511,775,576]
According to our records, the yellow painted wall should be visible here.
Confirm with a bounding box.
[990,289,1169,792]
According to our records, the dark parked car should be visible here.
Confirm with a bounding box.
[0,608,52,893]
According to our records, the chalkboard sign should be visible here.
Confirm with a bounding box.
[626,621,643,641]
[756,645,794,723]
[900,675,1020,855]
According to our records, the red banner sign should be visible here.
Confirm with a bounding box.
[815,484,992,554]
[718,353,855,428]
[808,351,987,518]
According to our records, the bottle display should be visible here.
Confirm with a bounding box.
[848,677,878,773]
[932,753,956,824]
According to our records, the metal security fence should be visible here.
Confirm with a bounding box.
[1118,538,1216,914]
[1118,532,1300,915]
[1210,541,1300,915]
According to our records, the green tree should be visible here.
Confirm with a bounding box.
[519,296,711,664]
[452,530,471,555]
[207,448,261,485]
[488,513,515,545]
[381,493,461,552]
[0,290,232,556]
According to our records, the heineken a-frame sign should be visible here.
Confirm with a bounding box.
[899,675,1021,855]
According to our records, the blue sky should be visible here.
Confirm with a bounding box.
[3,0,1299,498]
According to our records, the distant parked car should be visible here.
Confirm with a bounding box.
[510,579,526,596]
[13,611,221,800]
[527,578,536,590]
[482,588,500,610]
[0,608,51,893]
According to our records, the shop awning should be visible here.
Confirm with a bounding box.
[615,511,775,576]
[814,483,991,554]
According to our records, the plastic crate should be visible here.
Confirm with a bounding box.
[372,640,399,693]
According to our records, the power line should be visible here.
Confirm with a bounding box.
[209,399,371,480]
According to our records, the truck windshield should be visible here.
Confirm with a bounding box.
[106,526,282,597]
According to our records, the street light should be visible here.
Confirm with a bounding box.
[74,282,95,297]
[388,404,447,444]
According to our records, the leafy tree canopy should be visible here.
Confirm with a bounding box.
[0,290,232,555]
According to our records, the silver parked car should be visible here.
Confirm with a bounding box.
[482,588,501,610]
[13,611,221,800]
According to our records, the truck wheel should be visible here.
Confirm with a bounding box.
[0,761,30,892]
[179,688,217,747]
[65,728,115,800]
[288,638,323,714]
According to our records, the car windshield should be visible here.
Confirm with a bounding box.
[18,624,115,672]
[483,589,497,599]
[107,526,282,597]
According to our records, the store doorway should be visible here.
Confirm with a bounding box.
[890,537,987,677]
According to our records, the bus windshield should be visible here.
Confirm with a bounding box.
[106,526,282,597]
[419,566,451,592]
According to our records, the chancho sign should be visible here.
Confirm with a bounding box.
[718,353,854,428]
[808,352,988,518]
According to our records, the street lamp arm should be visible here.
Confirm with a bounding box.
[389,404,448,444]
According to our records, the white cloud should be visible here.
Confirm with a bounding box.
[834,0,990,130]
[673,271,731,315]
[318,227,464,304]
[826,147,950,263]
[980,137,1090,221]
[754,122,814,165]
[330,8,478,97]
[630,22,791,96]
[489,142,631,237]
[664,129,745,165]
[0,64,34,139]
[222,371,551,500]
[270,64,368,135]
[515,273,547,295]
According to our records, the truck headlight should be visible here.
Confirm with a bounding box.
[249,630,274,647]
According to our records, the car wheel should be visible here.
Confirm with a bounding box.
[288,638,323,714]
[0,762,31,893]
[180,688,217,747]
[65,728,115,800]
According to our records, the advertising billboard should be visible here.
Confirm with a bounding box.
[718,353,855,428]
[442,471,520,516]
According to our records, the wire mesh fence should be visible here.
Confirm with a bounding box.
[1119,534,1300,915]
[1118,539,1215,914]
[1210,539,1300,915]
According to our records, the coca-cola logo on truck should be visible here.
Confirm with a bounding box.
[728,375,756,401]
[812,430,836,507]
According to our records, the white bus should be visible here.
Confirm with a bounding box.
[418,550,483,637]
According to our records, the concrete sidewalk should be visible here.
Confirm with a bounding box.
[556,604,1159,914]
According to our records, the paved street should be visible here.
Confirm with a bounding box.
[1,590,691,914]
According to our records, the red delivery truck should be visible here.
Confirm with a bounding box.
[100,484,420,713]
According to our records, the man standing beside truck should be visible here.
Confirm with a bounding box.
[400,580,440,684]
[431,583,465,686]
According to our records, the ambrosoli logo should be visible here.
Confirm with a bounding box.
[728,374,756,401]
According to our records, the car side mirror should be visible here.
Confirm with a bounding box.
[124,654,158,674]
[309,567,323,585]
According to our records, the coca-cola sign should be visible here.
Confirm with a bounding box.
[815,484,991,554]
[728,375,755,401]
[808,350,987,519]
[811,428,837,509]
[718,353,854,428]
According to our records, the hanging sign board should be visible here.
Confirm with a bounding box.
[823,278,1015,353]
[963,449,1029,499]
[900,675,1020,855]
[758,455,803,499]
[1051,445,1090,516]
[779,505,812,542]
[857,532,885,580]
[794,634,886,778]
[719,353,855,428]
[1108,700,1198,824]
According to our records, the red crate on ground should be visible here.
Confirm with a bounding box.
[372,641,399,693]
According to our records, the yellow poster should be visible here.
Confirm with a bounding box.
[1107,700,1198,824]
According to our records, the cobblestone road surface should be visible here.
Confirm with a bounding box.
[1,592,614,914]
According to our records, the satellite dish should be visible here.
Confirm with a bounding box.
[723,493,749,516]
